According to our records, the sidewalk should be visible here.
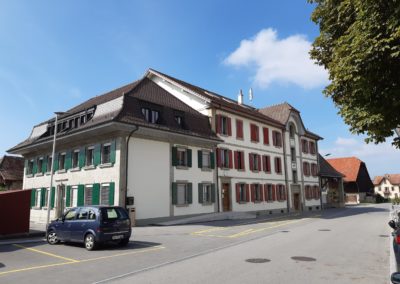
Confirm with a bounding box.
[0,222,46,245]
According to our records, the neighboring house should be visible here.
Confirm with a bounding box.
[259,103,322,211]
[373,174,400,199]
[326,157,373,203]
[0,155,24,191]
[8,77,221,224]
[318,154,345,208]
[147,69,322,212]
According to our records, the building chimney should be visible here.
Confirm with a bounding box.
[238,89,243,105]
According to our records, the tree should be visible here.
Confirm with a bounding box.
[309,0,400,147]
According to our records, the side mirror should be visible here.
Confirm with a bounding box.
[389,220,397,230]
[391,272,400,284]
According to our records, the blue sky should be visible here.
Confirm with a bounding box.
[0,0,398,178]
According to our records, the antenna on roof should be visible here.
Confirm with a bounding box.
[249,88,253,106]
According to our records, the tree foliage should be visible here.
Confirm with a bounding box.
[309,0,400,147]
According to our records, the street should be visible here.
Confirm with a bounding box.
[0,204,391,284]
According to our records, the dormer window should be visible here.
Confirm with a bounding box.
[175,116,183,126]
[142,108,159,124]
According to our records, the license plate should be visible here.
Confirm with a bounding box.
[112,235,123,240]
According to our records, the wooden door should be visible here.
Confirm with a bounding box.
[293,193,300,211]
[222,183,231,212]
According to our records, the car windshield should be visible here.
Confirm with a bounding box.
[100,207,128,222]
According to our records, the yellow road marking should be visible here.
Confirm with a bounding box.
[0,245,165,277]
[191,227,225,235]
[12,244,79,262]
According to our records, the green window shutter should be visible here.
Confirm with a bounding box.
[172,147,178,166]
[50,187,55,209]
[109,182,115,205]
[42,156,47,173]
[66,186,71,207]
[198,150,203,168]
[211,184,216,203]
[187,183,193,204]
[187,149,192,168]
[65,151,72,170]
[24,159,28,175]
[110,140,116,164]
[172,183,177,205]
[198,183,203,204]
[53,153,59,172]
[94,144,101,166]
[79,147,86,168]
[77,184,84,206]
[40,188,46,208]
[210,152,215,169]
[30,189,36,208]
[32,159,37,175]
[92,183,100,205]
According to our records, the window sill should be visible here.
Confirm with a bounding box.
[99,163,113,168]
[83,165,96,171]
[238,201,248,204]
[176,166,189,170]
[32,207,42,210]
[254,201,262,203]
[219,167,231,170]
[250,140,260,144]
[236,137,244,140]
[35,173,44,177]
[70,168,80,172]
[236,169,246,172]
[201,202,213,206]
[175,204,190,207]
[201,167,212,172]
[26,174,33,178]
[57,169,66,174]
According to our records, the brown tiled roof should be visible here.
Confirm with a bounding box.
[326,157,363,182]
[318,154,344,178]
[0,155,24,181]
[147,69,284,128]
[373,174,400,185]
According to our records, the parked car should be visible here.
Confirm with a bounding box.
[46,206,132,250]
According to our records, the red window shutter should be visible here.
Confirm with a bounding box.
[255,125,259,142]
[236,120,243,139]
[216,148,221,168]
[249,153,254,171]
[272,131,276,146]
[266,156,271,172]
[262,156,266,172]
[260,186,264,201]
[227,117,232,136]
[245,184,250,202]
[251,184,255,202]
[236,184,240,203]
[240,152,245,170]
[264,184,268,201]
[250,124,255,141]
[272,184,276,201]
[234,151,238,170]
[228,150,233,169]
[303,162,307,176]
[257,155,261,171]
[216,115,221,134]
[263,127,269,145]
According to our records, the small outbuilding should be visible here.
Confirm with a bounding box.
[0,189,31,236]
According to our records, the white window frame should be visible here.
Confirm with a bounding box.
[177,148,187,167]
[35,189,41,208]
[202,184,212,203]
[71,186,78,207]
[101,143,111,164]
[100,183,110,205]
[86,147,94,166]
[202,151,211,169]
[72,149,80,168]
[177,183,189,205]
[84,185,93,205]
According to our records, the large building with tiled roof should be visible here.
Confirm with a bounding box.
[373,174,400,199]
[318,154,345,208]
[326,157,373,203]
[0,155,24,191]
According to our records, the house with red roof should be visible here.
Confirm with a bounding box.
[373,174,400,199]
[326,157,373,203]
[0,155,24,191]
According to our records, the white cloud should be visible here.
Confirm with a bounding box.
[335,137,358,146]
[224,28,328,89]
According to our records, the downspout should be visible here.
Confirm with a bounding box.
[215,145,220,213]
[282,129,290,213]
[125,125,139,209]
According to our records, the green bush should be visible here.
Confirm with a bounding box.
[375,194,389,203]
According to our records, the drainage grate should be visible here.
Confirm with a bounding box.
[379,234,389,238]
[246,258,271,263]
[281,230,290,233]
[291,256,316,262]
[318,229,331,232]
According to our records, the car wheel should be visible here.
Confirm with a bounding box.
[47,230,59,245]
[119,237,130,246]
[84,233,97,251]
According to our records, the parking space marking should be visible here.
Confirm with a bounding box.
[12,244,79,262]
[0,245,166,277]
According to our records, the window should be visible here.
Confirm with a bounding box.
[100,184,110,205]
[393,187,395,192]
[142,108,159,124]
[292,170,298,183]
[101,143,111,164]
[58,152,66,170]
[313,186,320,199]
[177,183,189,205]
[250,124,259,142]
[177,148,187,167]
[47,156,52,172]
[301,139,309,154]
[27,160,34,175]
[309,141,316,155]
[216,115,231,136]
[263,127,269,145]
[311,163,318,177]
[201,184,212,203]
[289,124,296,138]
[252,184,263,202]
[217,148,232,169]
[272,131,282,147]
[37,158,43,174]
[262,155,271,173]
[276,185,286,201]
[265,184,274,202]
[290,147,296,162]
[72,150,79,168]
[236,119,243,139]
[198,150,213,169]
[78,208,89,220]
[84,185,93,205]
[173,147,192,168]
[43,188,49,207]
[202,151,211,168]
[175,116,183,126]
[35,189,41,207]
[234,151,245,170]
[303,162,310,176]
[86,147,94,166]
[236,183,248,203]
[64,208,78,221]
[71,186,78,207]
[305,185,312,200]
[274,157,282,174]
[249,153,261,172]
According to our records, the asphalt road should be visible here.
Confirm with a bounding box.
[0,204,391,284]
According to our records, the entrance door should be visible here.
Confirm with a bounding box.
[293,193,300,211]
[222,183,231,212]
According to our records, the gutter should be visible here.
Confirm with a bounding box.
[125,125,139,209]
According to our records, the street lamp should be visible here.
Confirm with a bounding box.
[46,111,68,228]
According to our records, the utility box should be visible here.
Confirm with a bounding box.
[129,207,136,227]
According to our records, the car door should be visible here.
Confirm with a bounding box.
[57,208,78,241]
[70,208,89,242]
